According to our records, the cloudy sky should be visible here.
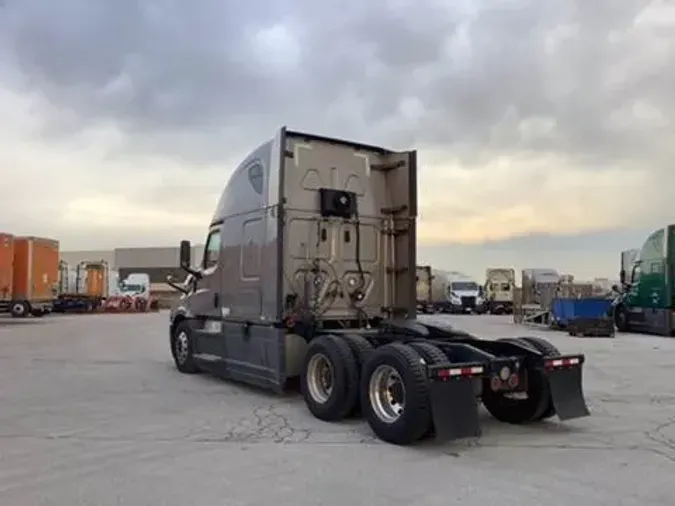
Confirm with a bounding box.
[0,0,673,281]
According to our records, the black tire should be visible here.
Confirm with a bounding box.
[170,320,200,374]
[518,337,560,421]
[10,302,29,318]
[614,304,629,332]
[360,343,432,445]
[483,337,552,424]
[406,342,449,438]
[407,341,447,365]
[519,336,560,356]
[301,334,359,422]
[341,334,374,415]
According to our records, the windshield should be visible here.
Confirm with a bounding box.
[451,281,478,291]
[451,281,478,292]
[121,284,145,293]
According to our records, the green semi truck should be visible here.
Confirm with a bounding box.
[613,225,675,336]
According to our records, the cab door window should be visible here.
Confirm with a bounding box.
[203,229,222,270]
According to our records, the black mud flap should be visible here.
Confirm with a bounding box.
[428,378,481,442]
[547,366,590,420]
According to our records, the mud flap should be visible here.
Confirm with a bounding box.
[428,378,482,442]
[546,366,590,420]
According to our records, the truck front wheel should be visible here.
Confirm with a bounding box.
[614,304,630,332]
[171,321,200,374]
[301,335,359,422]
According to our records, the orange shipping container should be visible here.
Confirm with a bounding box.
[84,263,108,297]
[0,233,14,302]
[12,236,60,302]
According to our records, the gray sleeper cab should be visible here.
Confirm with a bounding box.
[168,127,590,446]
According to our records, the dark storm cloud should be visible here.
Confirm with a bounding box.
[0,0,669,165]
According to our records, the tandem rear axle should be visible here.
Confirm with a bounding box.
[298,320,590,445]
[172,316,590,446]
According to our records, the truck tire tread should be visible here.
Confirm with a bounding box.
[301,334,359,422]
[484,338,552,424]
[340,334,374,416]
[360,343,432,445]
[517,337,559,420]
[171,321,200,374]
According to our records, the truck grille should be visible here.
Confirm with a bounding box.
[461,296,476,308]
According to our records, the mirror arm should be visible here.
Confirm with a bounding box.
[180,263,202,279]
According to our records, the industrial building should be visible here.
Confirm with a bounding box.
[60,245,204,307]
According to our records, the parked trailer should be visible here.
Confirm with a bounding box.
[484,267,516,314]
[0,233,14,314]
[415,265,434,313]
[1,236,59,317]
[167,127,590,445]
[53,260,110,313]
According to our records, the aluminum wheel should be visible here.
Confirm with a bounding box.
[368,364,406,423]
[306,353,334,404]
[12,303,25,316]
[174,331,190,364]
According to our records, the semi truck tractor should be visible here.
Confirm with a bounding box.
[415,265,434,313]
[167,127,590,445]
[613,227,675,336]
[430,270,484,313]
[484,268,516,314]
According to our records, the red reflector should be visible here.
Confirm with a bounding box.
[545,357,581,369]
[437,365,484,378]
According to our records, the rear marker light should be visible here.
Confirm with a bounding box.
[437,366,484,378]
[545,357,581,369]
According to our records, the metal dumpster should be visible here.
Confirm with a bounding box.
[550,297,613,328]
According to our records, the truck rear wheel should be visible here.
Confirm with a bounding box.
[360,343,432,445]
[301,335,359,422]
[481,359,550,424]
[407,341,447,365]
[10,302,29,318]
[518,337,560,421]
[341,334,374,415]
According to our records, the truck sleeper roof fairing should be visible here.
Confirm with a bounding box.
[208,126,418,324]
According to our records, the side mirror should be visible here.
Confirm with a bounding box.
[611,284,619,292]
[179,240,192,268]
[619,269,626,284]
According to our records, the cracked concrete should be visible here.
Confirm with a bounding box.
[0,312,673,505]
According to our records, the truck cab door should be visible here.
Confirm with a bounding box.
[192,226,224,359]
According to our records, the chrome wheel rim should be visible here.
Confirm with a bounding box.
[369,364,406,423]
[306,353,334,403]
[175,331,189,364]
[12,303,25,315]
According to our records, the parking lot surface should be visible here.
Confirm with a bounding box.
[0,312,673,505]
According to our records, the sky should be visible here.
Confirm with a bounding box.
[0,0,673,282]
